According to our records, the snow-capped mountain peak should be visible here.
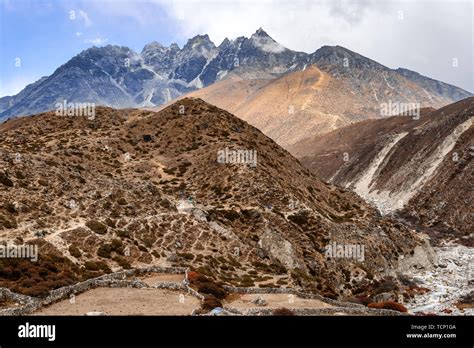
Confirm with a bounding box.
[0,28,471,120]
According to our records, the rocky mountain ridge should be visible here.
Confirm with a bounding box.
[1,28,471,123]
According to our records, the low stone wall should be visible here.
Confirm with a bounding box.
[195,305,405,316]
[0,302,40,316]
[1,267,406,316]
[133,266,187,275]
[0,266,189,316]
[242,306,406,316]
[0,287,35,305]
[0,287,39,316]
[222,285,364,309]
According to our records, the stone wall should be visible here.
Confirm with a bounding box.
[241,307,406,316]
[1,266,405,316]
[222,285,364,308]
[0,287,39,316]
[0,266,190,316]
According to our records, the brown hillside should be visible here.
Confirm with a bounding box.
[292,98,473,244]
[0,98,425,298]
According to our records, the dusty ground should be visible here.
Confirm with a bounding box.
[224,293,333,309]
[29,272,333,315]
[33,287,200,315]
[32,287,333,316]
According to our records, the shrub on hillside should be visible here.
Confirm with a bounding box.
[113,256,131,269]
[201,295,222,311]
[68,245,82,258]
[116,229,130,239]
[97,239,122,257]
[238,278,255,287]
[187,271,199,283]
[0,173,13,187]
[272,307,295,316]
[189,272,227,300]
[97,245,113,258]
[86,220,107,235]
[368,301,407,312]
[84,260,111,273]
[0,215,17,229]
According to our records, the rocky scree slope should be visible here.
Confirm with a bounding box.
[292,98,473,245]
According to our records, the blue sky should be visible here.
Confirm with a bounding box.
[0,0,185,96]
[1,0,472,96]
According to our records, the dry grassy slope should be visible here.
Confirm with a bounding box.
[176,66,354,148]
[169,63,464,149]
[293,97,474,244]
[290,107,437,174]
[0,98,423,298]
[174,72,273,113]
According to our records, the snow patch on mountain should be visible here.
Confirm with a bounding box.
[251,35,286,53]
[0,28,471,121]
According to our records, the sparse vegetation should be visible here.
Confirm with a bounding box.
[201,295,222,311]
[367,301,407,313]
[68,245,82,258]
[97,239,123,258]
[288,211,310,226]
[113,256,132,269]
[86,220,108,235]
[0,245,81,297]
[0,173,13,187]
[272,307,295,316]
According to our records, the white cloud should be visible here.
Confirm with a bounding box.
[251,35,285,53]
[156,0,473,92]
[77,0,162,28]
[84,37,108,45]
[9,0,471,93]
[78,9,92,27]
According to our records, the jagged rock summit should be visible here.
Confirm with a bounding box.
[1,28,470,124]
